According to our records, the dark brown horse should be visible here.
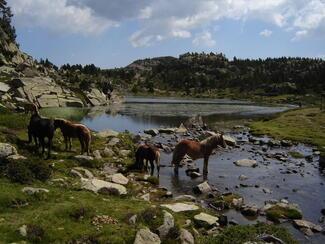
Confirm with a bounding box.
[54,119,91,155]
[28,112,55,159]
[171,134,227,175]
[135,144,160,175]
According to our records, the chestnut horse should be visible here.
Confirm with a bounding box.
[171,134,227,175]
[135,144,160,175]
[54,119,91,155]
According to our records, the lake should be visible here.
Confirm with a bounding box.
[42,96,291,133]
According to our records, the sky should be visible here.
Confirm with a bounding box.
[7,0,325,68]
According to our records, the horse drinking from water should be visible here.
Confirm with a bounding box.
[135,144,160,175]
[54,119,91,155]
[171,134,227,176]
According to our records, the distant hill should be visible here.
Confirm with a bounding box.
[121,52,325,97]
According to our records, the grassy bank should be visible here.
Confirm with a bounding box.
[251,107,325,153]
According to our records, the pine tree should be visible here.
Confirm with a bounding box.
[0,0,16,42]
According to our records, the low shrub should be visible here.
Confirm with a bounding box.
[7,161,33,184]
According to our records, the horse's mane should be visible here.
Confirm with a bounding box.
[200,134,222,146]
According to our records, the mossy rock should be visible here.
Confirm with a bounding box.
[266,205,302,223]
[288,151,304,159]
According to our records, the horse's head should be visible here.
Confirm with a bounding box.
[54,118,66,129]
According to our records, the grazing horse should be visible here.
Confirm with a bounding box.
[135,144,160,175]
[28,112,55,159]
[54,118,91,155]
[171,134,227,175]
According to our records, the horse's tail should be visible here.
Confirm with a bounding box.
[83,128,92,155]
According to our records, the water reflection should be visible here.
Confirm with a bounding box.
[41,97,290,133]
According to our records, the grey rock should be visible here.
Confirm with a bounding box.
[108,137,120,146]
[71,167,94,179]
[194,212,219,228]
[0,143,18,161]
[179,228,194,244]
[234,159,257,167]
[107,173,129,185]
[223,135,236,146]
[93,150,102,159]
[81,178,127,195]
[0,82,10,93]
[144,128,159,136]
[161,203,199,212]
[74,155,94,164]
[193,181,212,194]
[134,228,161,244]
[293,219,323,233]
[102,147,115,157]
[157,210,174,238]
[129,214,137,225]
[22,187,49,195]
[18,225,27,237]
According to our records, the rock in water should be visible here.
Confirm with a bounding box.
[175,123,187,134]
[134,228,161,244]
[223,135,237,146]
[157,210,174,238]
[144,128,159,136]
[179,228,194,244]
[193,181,212,194]
[293,219,323,233]
[194,212,219,228]
[161,203,199,212]
[234,159,257,167]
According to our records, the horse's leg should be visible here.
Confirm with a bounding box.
[149,160,154,176]
[40,137,45,155]
[80,138,84,155]
[69,137,72,151]
[156,154,160,176]
[203,155,209,176]
[47,136,52,159]
[64,136,68,151]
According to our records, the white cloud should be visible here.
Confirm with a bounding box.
[192,31,216,47]
[8,0,325,44]
[260,29,273,37]
[9,0,117,35]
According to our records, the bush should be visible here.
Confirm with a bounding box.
[6,159,52,184]
[7,161,33,184]
[69,206,94,221]
[138,207,164,230]
[28,161,52,181]
[26,224,45,243]
[147,176,159,185]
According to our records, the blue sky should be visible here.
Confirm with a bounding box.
[8,0,325,68]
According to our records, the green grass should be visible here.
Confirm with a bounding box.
[199,223,297,244]
[0,179,149,243]
[251,108,325,153]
